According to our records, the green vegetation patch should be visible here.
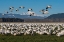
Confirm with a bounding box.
[0,35,64,42]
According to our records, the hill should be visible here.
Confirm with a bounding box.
[42,13,64,22]
[0,13,64,22]
[0,13,45,19]
[0,13,45,22]
[47,13,64,19]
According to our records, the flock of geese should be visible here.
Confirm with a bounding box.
[2,5,52,16]
[0,23,64,37]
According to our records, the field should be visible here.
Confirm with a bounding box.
[0,34,64,42]
[0,22,64,42]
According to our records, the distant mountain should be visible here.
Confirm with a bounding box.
[0,13,46,19]
[43,13,64,22]
[1,13,64,22]
[46,13,64,19]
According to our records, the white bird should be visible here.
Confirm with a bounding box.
[40,9,49,14]
[27,11,35,16]
[16,9,19,14]
[40,5,52,14]
[28,8,33,11]
[16,9,19,11]
[19,6,25,9]
[46,5,51,9]
[9,6,14,10]
[56,30,64,37]
[9,6,14,13]
[43,10,49,14]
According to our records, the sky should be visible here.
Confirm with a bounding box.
[0,0,64,17]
